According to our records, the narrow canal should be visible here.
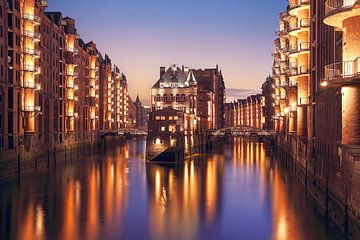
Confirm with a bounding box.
[0,138,342,240]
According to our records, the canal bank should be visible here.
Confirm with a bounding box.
[0,133,127,182]
[275,133,360,239]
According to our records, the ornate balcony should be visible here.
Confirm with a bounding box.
[323,57,360,85]
[324,0,360,28]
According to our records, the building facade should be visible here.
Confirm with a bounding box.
[150,64,226,135]
[267,0,360,236]
[151,65,198,135]
[0,0,131,163]
[224,94,264,130]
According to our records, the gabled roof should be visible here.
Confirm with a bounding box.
[152,65,197,88]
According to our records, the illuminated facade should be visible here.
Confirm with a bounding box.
[224,94,264,129]
[267,0,360,235]
[150,64,226,135]
[193,66,226,131]
[0,0,131,157]
[151,65,198,135]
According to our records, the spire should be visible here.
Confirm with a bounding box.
[135,94,140,103]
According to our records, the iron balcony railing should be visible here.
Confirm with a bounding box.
[289,65,309,76]
[23,48,41,57]
[288,18,310,32]
[22,30,41,40]
[289,0,310,9]
[66,71,78,78]
[325,0,358,17]
[22,64,40,72]
[289,42,310,54]
[22,81,41,90]
[324,57,360,81]
[22,13,41,24]
[289,80,298,87]
[23,105,41,112]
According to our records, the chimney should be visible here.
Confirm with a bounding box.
[160,67,166,78]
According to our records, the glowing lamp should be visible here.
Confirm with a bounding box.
[320,81,328,87]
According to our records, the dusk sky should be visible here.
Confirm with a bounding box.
[47,0,286,104]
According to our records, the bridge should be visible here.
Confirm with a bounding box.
[99,129,148,138]
[211,126,275,138]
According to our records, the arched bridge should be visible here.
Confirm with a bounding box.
[99,129,147,138]
[211,126,274,138]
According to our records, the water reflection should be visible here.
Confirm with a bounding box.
[0,139,340,240]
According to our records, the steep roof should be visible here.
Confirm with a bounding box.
[152,65,197,88]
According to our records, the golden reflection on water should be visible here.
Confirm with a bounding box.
[0,139,335,240]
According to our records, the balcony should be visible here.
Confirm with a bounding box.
[289,80,298,87]
[279,81,288,88]
[22,64,40,73]
[23,48,41,57]
[323,57,360,85]
[22,13,41,25]
[289,65,309,76]
[289,0,310,15]
[276,94,287,100]
[275,28,288,36]
[66,72,78,78]
[289,42,310,55]
[22,30,41,41]
[324,0,360,28]
[22,81,41,90]
[298,97,310,106]
[23,105,41,112]
[288,18,310,36]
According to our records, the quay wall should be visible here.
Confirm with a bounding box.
[0,132,126,181]
[275,133,360,239]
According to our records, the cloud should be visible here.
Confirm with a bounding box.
[226,88,262,103]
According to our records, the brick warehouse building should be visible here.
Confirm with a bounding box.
[267,0,360,236]
[0,0,131,172]
[224,94,264,130]
[149,64,225,135]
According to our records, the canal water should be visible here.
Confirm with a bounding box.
[0,138,342,240]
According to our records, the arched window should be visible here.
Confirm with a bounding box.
[181,94,186,102]
[169,94,174,102]
[155,94,161,102]
[163,94,168,102]
[176,94,180,102]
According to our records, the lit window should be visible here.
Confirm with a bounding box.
[174,116,179,120]
[161,116,166,120]
[155,116,160,120]
[169,116,173,120]
[161,126,166,132]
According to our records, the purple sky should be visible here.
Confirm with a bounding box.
[47,0,286,104]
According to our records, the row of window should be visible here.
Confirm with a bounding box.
[155,115,179,121]
[154,94,188,102]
